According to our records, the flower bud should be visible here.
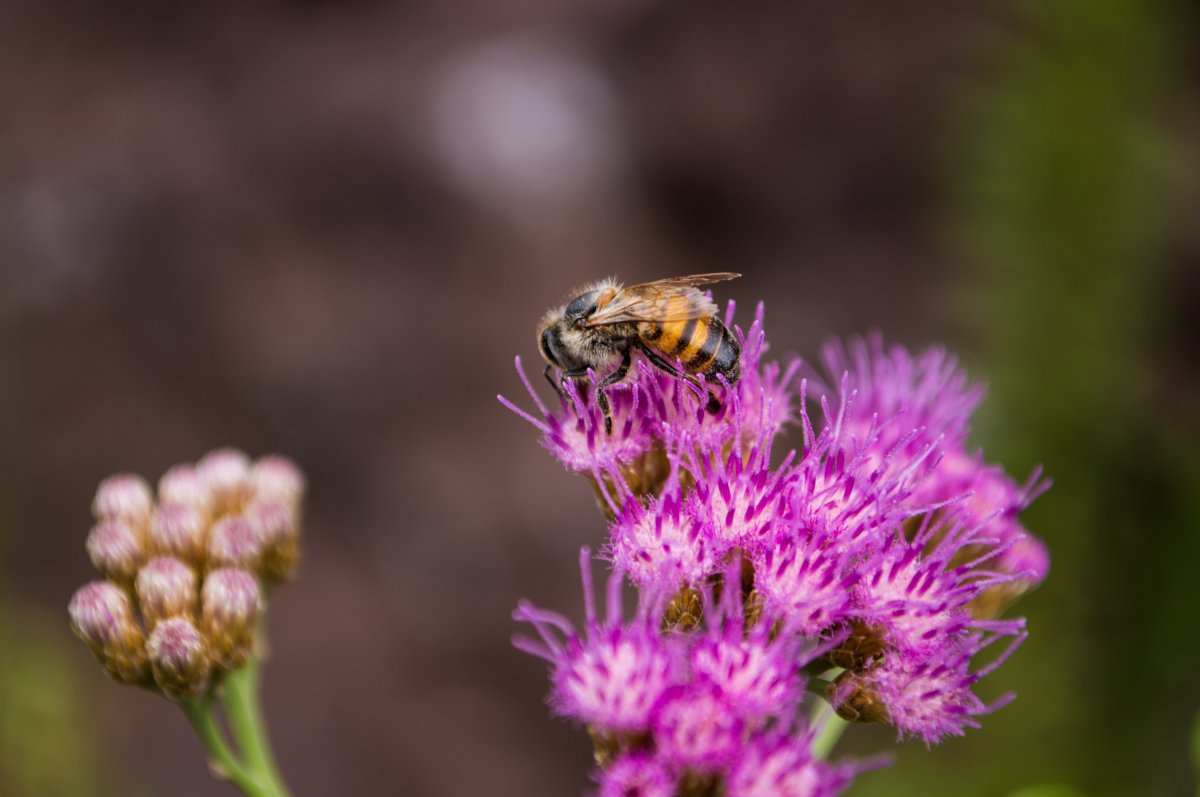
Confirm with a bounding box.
[201,568,262,670]
[158,463,215,517]
[208,515,263,570]
[968,535,1050,620]
[198,448,251,513]
[245,499,300,583]
[147,617,212,699]
[249,455,305,506]
[828,670,891,724]
[86,520,145,583]
[68,582,148,683]
[136,557,197,630]
[826,620,888,671]
[149,503,208,564]
[92,474,153,526]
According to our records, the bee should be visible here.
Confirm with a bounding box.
[537,273,742,434]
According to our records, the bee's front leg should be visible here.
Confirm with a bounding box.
[543,364,568,402]
[595,349,632,435]
[554,366,590,414]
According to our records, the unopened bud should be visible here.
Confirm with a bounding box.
[201,568,262,670]
[198,448,251,513]
[587,446,672,520]
[662,586,703,632]
[158,464,215,517]
[246,499,300,583]
[92,474,153,526]
[146,617,211,699]
[827,620,888,671]
[68,582,148,683]
[208,515,263,569]
[969,535,1050,620]
[136,557,197,630]
[86,520,145,583]
[149,504,208,564]
[249,456,305,506]
[828,671,891,724]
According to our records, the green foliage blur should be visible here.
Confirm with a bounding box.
[854,0,1200,796]
[0,610,111,797]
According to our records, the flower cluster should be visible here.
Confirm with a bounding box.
[515,551,861,797]
[503,306,1048,793]
[69,449,304,699]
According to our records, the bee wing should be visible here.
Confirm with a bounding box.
[584,273,741,326]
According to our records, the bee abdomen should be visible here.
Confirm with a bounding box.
[639,317,741,383]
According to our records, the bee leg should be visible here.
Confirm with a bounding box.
[556,366,592,413]
[596,350,632,435]
[543,364,568,402]
[636,341,720,413]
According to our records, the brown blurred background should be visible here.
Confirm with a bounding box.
[2,1,1198,796]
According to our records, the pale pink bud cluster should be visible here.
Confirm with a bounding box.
[69,448,303,699]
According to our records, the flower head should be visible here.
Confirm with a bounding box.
[606,481,717,594]
[596,754,676,797]
[725,730,858,797]
[829,630,1025,745]
[652,682,742,773]
[513,549,683,735]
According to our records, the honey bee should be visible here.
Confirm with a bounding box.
[537,273,742,433]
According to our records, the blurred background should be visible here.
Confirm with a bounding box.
[1,0,1197,795]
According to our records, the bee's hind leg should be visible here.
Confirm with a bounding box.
[636,342,721,415]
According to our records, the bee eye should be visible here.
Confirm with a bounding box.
[540,327,563,367]
[564,294,597,323]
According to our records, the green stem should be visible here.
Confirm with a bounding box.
[181,695,274,797]
[810,699,850,760]
[222,658,291,797]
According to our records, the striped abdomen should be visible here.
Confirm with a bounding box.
[638,316,741,383]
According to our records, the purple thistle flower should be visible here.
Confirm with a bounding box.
[689,594,803,725]
[751,535,855,637]
[596,754,676,797]
[513,549,683,735]
[850,532,972,659]
[791,378,941,548]
[651,681,742,774]
[830,630,1026,745]
[725,730,859,797]
[684,435,795,554]
[727,303,801,445]
[605,481,718,593]
[821,334,982,462]
[499,357,658,479]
